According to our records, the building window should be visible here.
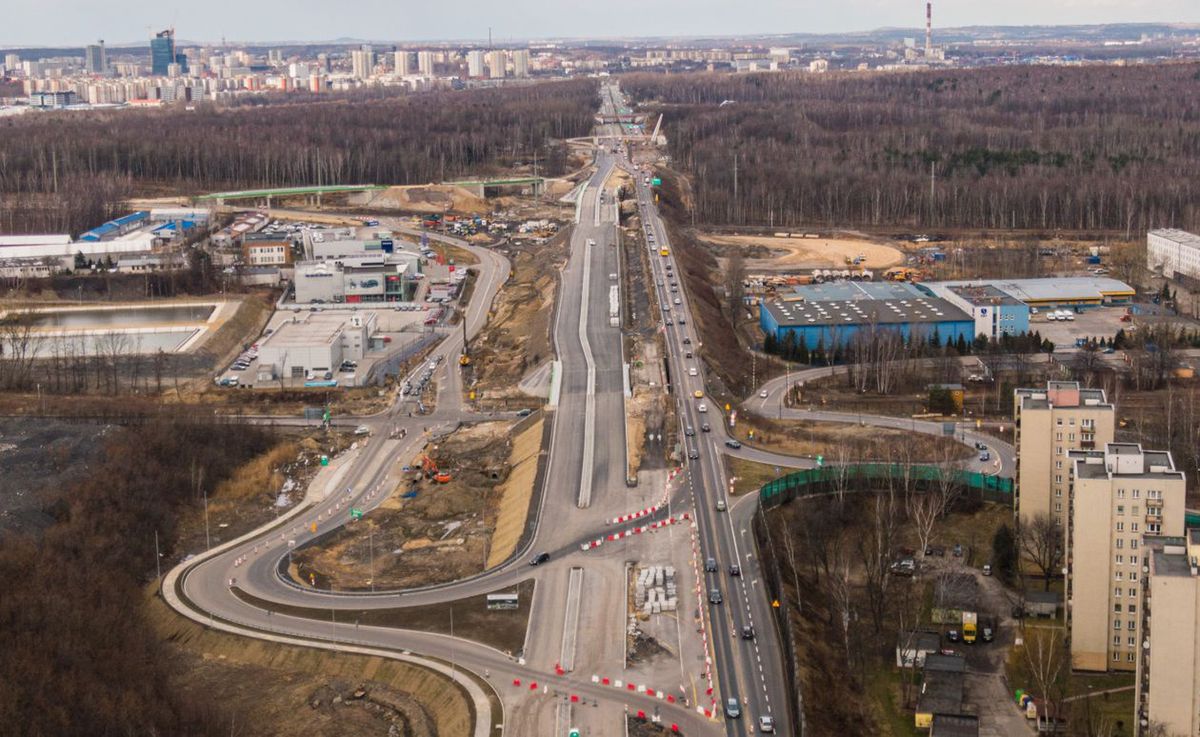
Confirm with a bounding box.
[1056,461,1063,469]
[1131,523,1139,532]
[1116,522,1124,532]
[1069,433,1076,442]
[1117,489,1125,499]
[1056,432,1063,441]
[1055,502,1063,513]
[1130,572,1138,582]
[1131,539,1139,550]
[1115,586,1122,597]
[1128,604,1136,613]
[1117,505,1125,515]
[1113,619,1121,630]
[1132,506,1139,515]
[1114,603,1122,612]
[1128,621,1136,631]
[1055,488,1063,498]
[1056,475,1063,484]
[1116,555,1124,565]
[1113,652,1121,661]
[1116,539,1124,549]
[1129,588,1137,597]
[1113,635,1122,646]
[1116,571,1124,581]
[1069,418,1076,426]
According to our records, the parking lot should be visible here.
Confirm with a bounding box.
[1031,305,1131,349]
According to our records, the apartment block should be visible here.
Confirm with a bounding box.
[1067,444,1185,672]
[1137,532,1200,736]
[1014,381,1114,527]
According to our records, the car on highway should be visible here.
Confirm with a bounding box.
[708,588,723,604]
[715,499,727,512]
[677,318,685,325]
[354,425,370,435]
[529,552,551,566]
[742,625,755,640]
[688,448,699,459]
[701,423,711,432]
[729,564,741,577]
[688,367,698,376]
[759,389,769,398]
[693,390,703,398]
[725,439,742,449]
[725,698,741,718]
[979,450,991,462]
[684,426,696,437]
[685,351,693,358]
[758,715,775,733]
[682,337,692,345]
[698,403,708,413]
[673,298,681,305]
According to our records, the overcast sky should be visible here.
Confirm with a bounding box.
[4,0,1200,47]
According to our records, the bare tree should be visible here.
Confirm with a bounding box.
[1023,627,1070,728]
[1020,512,1063,592]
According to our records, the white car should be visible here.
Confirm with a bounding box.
[759,389,769,398]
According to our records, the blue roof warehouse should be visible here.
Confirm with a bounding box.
[759,282,975,350]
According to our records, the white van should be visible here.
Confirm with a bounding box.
[688,367,698,376]
[698,403,708,413]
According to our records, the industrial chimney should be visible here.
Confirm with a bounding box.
[925,2,933,57]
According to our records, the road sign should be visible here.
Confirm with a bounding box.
[320,455,329,466]
[772,599,780,608]
[569,730,581,737]
[350,508,364,520]
[816,455,824,467]
[651,177,662,186]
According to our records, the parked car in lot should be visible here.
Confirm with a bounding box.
[947,629,961,643]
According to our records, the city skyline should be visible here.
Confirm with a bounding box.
[5,0,1200,47]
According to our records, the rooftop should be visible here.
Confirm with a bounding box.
[763,292,971,329]
[782,281,927,302]
[262,314,355,349]
[1150,229,1200,250]
[946,284,1022,307]
[1016,380,1110,411]
[927,277,1135,303]
[931,714,979,737]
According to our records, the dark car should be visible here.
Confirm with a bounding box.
[685,351,694,358]
[705,557,718,572]
[925,546,945,557]
[947,629,961,643]
[729,564,741,577]
[741,625,755,640]
[529,552,550,566]
[685,426,696,437]
[982,626,995,643]
[688,448,699,459]
[725,439,742,449]
[701,423,712,433]
[708,589,723,605]
[682,337,692,345]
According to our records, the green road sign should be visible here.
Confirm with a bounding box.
[816,455,824,467]
[323,407,331,422]
[350,508,364,520]
[569,730,581,737]
[651,177,662,186]
[320,455,329,467]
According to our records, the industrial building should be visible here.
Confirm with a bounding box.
[1137,531,1200,737]
[242,232,294,266]
[921,277,1135,310]
[293,254,422,304]
[256,312,375,380]
[1147,229,1200,282]
[921,283,1029,339]
[1067,444,1185,673]
[759,281,974,349]
[1013,380,1115,527]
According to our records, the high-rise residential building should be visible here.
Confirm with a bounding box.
[317,53,331,74]
[85,41,106,74]
[417,50,435,75]
[4,53,19,72]
[1137,532,1200,736]
[1067,444,1185,672]
[1014,381,1114,527]
[487,49,506,79]
[394,50,412,76]
[512,49,530,78]
[351,48,374,80]
[467,50,485,78]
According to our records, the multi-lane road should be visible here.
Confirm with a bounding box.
[164,83,1034,737]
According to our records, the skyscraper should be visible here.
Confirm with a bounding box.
[487,49,506,79]
[151,29,188,76]
[417,50,435,75]
[151,29,175,76]
[85,41,106,75]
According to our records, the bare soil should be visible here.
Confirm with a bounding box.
[731,416,974,464]
[700,232,903,272]
[355,185,489,215]
[466,230,570,402]
[291,421,518,590]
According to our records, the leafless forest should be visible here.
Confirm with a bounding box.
[0,80,598,235]
[624,64,1200,233]
[0,415,274,736]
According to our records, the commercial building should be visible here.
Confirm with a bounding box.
[921,277,1134,310]
[1136,532,1200,736]
[921,283,1029,339]
[1013,381,1114,527]
[256,312,375,380]
[150,29,187,76]
[241,232,293,266]
[1147,229,1200,281]
[1067,444,1185,672]
[759,281,974,350]
[293,255,421,304]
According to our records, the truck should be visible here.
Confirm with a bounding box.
[962,611,978,644]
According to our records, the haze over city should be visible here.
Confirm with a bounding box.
[6,0,1200,45]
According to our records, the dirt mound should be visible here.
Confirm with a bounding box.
[358,185,488,215]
